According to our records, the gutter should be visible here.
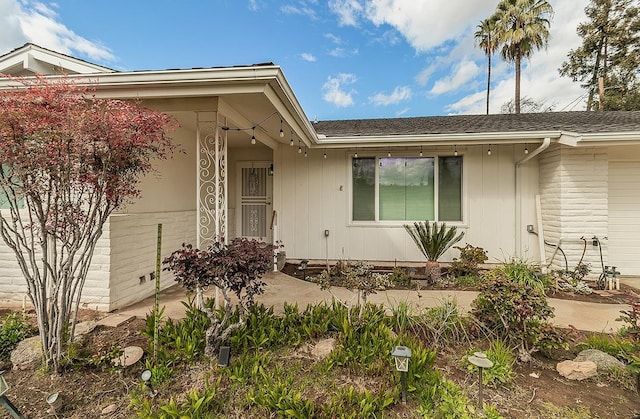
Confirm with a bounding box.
[514,137,551,258]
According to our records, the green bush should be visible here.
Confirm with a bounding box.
[0,311,36,360]
[471,273,564,357]
[489,258,552,294]
[449,244,488,277]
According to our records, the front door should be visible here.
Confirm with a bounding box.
[236,162,272,242]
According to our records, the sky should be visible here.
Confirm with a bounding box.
[0,0,592,120]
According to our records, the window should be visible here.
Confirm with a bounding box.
[0,164,24,210]
[352,155,462,222]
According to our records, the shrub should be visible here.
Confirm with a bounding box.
[471,273,564,360]
[0,311,36,360]
[449,244,488,277]
[618,298,640,343]
[489,258,552,294]
[163,238,273,359]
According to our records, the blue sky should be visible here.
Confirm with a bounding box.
[1,0,590,120]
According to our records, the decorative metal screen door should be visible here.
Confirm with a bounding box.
[237,162,272,242]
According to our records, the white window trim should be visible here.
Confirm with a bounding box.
[347,152,467,228]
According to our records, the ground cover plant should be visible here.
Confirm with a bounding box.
[3,262,640,417]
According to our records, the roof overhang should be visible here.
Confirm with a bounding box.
[0,65,319,149]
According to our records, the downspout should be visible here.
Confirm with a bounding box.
[515,138,550,257]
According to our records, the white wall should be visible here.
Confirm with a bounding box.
[108,211,196,311]
[127,124,197,214]
[273,144,538,264]
[539,145,609,273]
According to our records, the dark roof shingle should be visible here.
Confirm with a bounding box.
[312,111,640,137]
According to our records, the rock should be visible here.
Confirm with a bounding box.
[574,349,625,372]
[112,346,144,367]
[310,338,336,360]
[556,360,598,380]
[10,336,42,369]
[73,320,98,337]
[101,404,118,416]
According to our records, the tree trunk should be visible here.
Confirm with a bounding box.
[425,260,441,284]
[486,53,492,114]
[515,51,521,114]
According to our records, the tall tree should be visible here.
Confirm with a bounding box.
[0,76,176,372]
[493,0,554,114]
[475,17,500,114]
[559,0,640,110]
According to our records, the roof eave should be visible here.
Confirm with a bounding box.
[577,131,640,146]
[313,130,565,149]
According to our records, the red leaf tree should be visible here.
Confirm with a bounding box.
[0,75,176,372]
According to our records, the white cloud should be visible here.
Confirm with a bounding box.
[430,60,481,95]
[328,47,358,57]
[328,0,363,26]
[301,52,317,62]
[0,0,115,62]
[323,73,357,107]
[281,2,318,19]
[395,107,410,116]
[324,33,342,44]
[364,0,495,52]
[369,86,412,105]
[248,0,259,11]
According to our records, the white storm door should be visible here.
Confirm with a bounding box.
[237,162,272,242]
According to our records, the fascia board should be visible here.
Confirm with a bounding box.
[312,131,563,148]
[576,131,640,146]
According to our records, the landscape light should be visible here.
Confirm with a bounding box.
[468,352,494,407]
[391,346,412,404]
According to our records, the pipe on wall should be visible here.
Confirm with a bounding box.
[514,138,550,258]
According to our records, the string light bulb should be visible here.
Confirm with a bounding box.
[487,145,492,156]
[454,145,458,156]
[524,143,529,154]
[304,147,308,158]
[354,149,358,159]
[323,149,327,159]
[298,139,302,154]
[251,127,256,145]
[279,119,285,138]
[387,150,392,157]
[290,133,294,146]
[419,146,423,157]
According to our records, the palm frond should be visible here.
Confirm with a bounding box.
[404,221,465,262]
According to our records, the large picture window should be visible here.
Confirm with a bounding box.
[352,155,462,222]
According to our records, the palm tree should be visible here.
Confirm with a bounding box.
[493,0,554,114]
[475,17,500,114]
[404,221,464,283]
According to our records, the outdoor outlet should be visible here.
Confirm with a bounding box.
[324,229,330,237]
[526,225,534,233]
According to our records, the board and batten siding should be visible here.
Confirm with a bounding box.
[538,145,609,273]
[273,144,539,264]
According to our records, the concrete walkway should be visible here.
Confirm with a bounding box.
[117,272,627,333]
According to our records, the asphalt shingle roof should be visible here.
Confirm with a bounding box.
[312,111,640,137]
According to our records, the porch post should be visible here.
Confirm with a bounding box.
[196,112,228,248]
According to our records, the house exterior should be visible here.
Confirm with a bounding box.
[1,43,639,311]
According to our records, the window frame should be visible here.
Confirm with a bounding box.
[348,152,466,226]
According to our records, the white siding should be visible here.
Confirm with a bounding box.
[539,145,609,273]
[274,144,537,264]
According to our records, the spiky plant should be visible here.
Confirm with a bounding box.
[404,222,465,282]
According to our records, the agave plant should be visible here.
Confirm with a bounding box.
[404,221,464,283]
